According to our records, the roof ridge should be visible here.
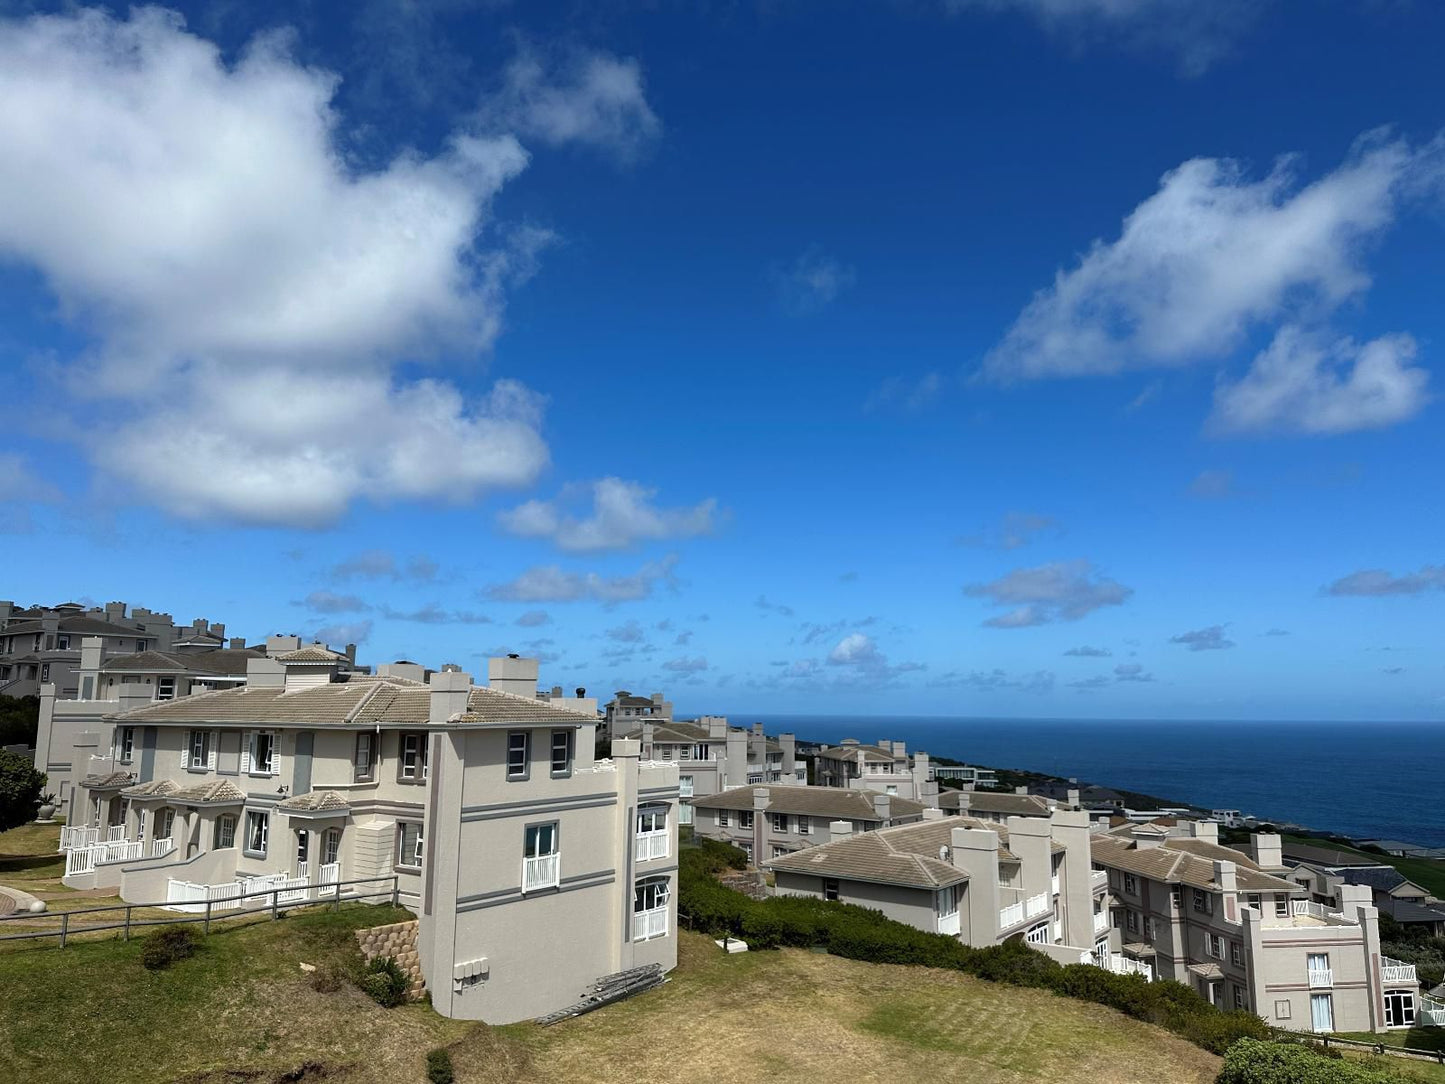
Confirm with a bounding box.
[346,680,389,724]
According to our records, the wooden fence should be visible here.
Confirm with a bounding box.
[1274,1029,1445,1066]
[0,874,401,948]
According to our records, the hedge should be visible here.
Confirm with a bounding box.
[1216,1039,1411,1083]
[681,841,1268,1058]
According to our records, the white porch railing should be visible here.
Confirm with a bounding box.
[152,838,176,858]
[64,847,97,876]
[938,911,961,936]
[523,852,560,892]
[999,900,1025,928]
[318,862,341,887]
[1103,954,1154,980]
[106,826,126,842]
[1420,995,1445,1027]
[1093,911,1110,934]
[632,906,668,942]
[634,830,669,863]
[1308,967,1334,989]
[1381,957,1418,985]
[94,840,143,864]
[59,826,100,852]
[1026,892,1050,918]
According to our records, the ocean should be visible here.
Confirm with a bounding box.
[745,715,1445,850]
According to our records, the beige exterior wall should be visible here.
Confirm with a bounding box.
[773,870,945,932]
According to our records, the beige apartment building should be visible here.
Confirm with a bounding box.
[59,653,678,1024]
[691,785,926,862]
[767,807,1114,962]
[1092,819,1420,1033]
[812,738,938,804]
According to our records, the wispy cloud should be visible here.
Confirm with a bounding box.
[498,477,719,552]
[1325,565,1445,597]
[1063,645,1111,657]
[483,554,680,604]
[867,371,946,412]
[1187,469,1234,499]
[515,610,551,627]
[1169,624,1235,651]
[958,512,1060,550]
[298,590,372,615]
[312,620,373,646]
[662,656,709,674]
[931,668,1055,693]
[380,604,491,626]
[773,245,855,315]
[756,595,795,618]
[331,551,440,583]
[965,559,1133,627]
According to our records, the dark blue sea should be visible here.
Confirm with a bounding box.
[745,716,1445,850]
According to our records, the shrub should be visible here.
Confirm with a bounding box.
[1215,1038,1411,1083]
[141,925,200,971]
[1178,1009,1271,1055]
[308,962,346,993]
[359,956,409,1007]
[425,1048,455,1084]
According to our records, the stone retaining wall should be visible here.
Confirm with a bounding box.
[355,919,425,999]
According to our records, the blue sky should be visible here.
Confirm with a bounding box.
[1,0,1442,721]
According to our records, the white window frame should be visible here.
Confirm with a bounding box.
[797,817,811,835]
[396,821,424,870]
[632,877,670,941]
[244,810,269,857]
[322,827,341,867]
[118,727,135,765]
[1231,941,1244,966]
[249,731,276,776]
[1126,909,1139,934]
[771,812,789,833]
[678,775,694,798]
[1192,888,1213,915]
[156,676,176,701]
[1025,922,1051,946]
[1123,873,1138,895]
[399,732,427,781]
[522,822,560,892]
[717,809,729,828]
[635,806,669,862]
[189,729,212,770]
[1384,990,1416,1028]
[214,814,237,850]
[353,732,374,782]
[738,810,754,829]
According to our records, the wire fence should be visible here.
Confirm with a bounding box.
[0,875,401,948]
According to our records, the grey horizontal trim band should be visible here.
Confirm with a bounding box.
[47,763,73,771]
[456,869,617,913]
[636,863,678,877]
[639,787,680,798]
[461,790,615,816]
[349,799,426,815]
[463,797,617,822]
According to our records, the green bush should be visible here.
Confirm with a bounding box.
[425,1047,455,1084]
[359,956,409,1007]
[140,925,200,971]
[1216,1038,1411,1083]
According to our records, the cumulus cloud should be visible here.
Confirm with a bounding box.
[662,656,709,673]
[498,477,719,552]
[299,590,372,615]
[332,551,441,583]
[827,633,925,682]
[1325,565,1445,597]
[942,0,1261,74]
[1063,645,1111,657]
[983,132,1438,382]
[0,9,658,525]
[965,559,1133,627]
[483,554,679,603]
[477,43,661,161]
[515,610,551,627]
[958,512,1060,550]
[1169,625,1235,651]
[1210,327,1429,435]
[773,246,855,315]
[312,620,373,646]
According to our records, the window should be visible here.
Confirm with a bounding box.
[118,727,135,764]
[659,745,672,760]
[1025,922,1050,946]
[691,743,710,761]
[1274,1000,1292,1020]
[771,812,789,832]
[399,732,428,781]
[136,639,148,652]
[1246,892,1262,911]
[1144,916,1156,940]
[550,729,573,777]
[885,785,898,796]
[823,879,840,902]
[1310,992,1334,1032]
[797,817,811,836]
[1274,894,1290,918]
[157,676,176,701]
[718,809,729,828]
[156,807,175,841]
[396,822,424,869]
[678,775,694,798]
[739,841,752,862]
[738,810,754,829]
[635,806,669,862]
[633,878,670,941]
[937,884,959,918]
[507,731,530,780]
[1170,885,1183,908]
[1384,990,1416,1028]
[1233,985,1247,1010]
[1192,888,1213,915]
[1207,934,1225,959]
[322,827,341,867]
[1307,953,1331,987]
[771,845,790,859]
[189,729,212,770]
[57,634,70,650]
[1123,873,1138,896]
[1126,909,1139,934]
[214,814,237,849]
[40,663,50,682]
[353,732,374,782]
[244,811,269,856]
[522,822,560,891]
[249,731,275,775]
[1231,941,1244,967]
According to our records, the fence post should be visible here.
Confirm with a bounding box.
[271,888,278,921]
[204,898,212,936]
[124,905,132,941]
[333,879,341,913]
[59,911,69,948]
[391,876,399,908]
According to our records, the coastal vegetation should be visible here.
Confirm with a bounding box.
[0,693,39,748]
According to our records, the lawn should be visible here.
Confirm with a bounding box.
[1280,834,1445,899]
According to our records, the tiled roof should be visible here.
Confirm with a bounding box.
[121,778,179,798]
[1091,833,1297,893]
[171,779,247,804]
[104,647,264,678]
[767,822,969,890]
[81,770,135,789]
[452,685,599,725]
[1336,866,1413,894]
[278,790,350,812]
[278,645,347,664]
[3,616,144,637]
[938,790,1054,817]
[816,743,898,763]
[692,785,925,822]
[618,720,711,743]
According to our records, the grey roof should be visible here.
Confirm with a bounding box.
[815,743,899,764]
[277,645,347,664]
[938,790,1054,817]
[1383,899,1445,924]
[170,779,247,804]
[121,778,179,798]
[766,819,971,890]
[102,647,264,677]
[1336,866,1413,894]
[80,770,135,789]
[278,790,350,813]
[1280,841,1380,868]
[3,615,145,637]
[1091,832,1297,893]
[692,785,925,822]
[109,674,596,728]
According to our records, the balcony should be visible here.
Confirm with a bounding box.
[1381,957,1418,985]
[1091,869,1108,892]
[633,905,668,942]
[1051,873,1061,896]
[939,911,961,936]
[999,900,1025,929]
[1094,910,1110,935]
[1421,995,1445,1027]
[1102,954,1155,981]
[635,829,669,863]
[1307,967,1334,989]
[1026,892,1050,919]
[522,852,560,892]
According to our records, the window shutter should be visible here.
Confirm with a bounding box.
[240,732,252,775]
[208,731,218,771]
[182,735,192,771]
[271,731,283,778]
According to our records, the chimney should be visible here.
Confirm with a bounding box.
[228,637,246,649]
[753,787,770,813]
[955,790,972,814]
[872,792,891,822]
[781,732,797,777]
[551,685,563,699]
[922,807,945,821]
[641,720,655,758]
[651,692,664,705]
[245,657,285,689]
[487,655,538,699]
[1066,788,1080,808]
[428,669,472,725]
[1189,820,1220,843]
[344,643,357,666]
[707,716,727,740]
[893,739,906,758]
[212,623,225,639]
[829,820,852,843]
[1250,833,1283,870]
[1215,860,1238,894]
[117,682,153,716]
[1015,786,1029,796]
[752,722,763,736]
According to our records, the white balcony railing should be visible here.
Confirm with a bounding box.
[1421,995,1445,1027]
[523,852,560,892]
[1308,968,1334,989]
[1093,910,1110,934]
[1103,954,1154,981]
[64,846,97,876]
[152,837,176,858]
[59,825,101,852]
[1026,892,1050,918]
[939,911,960,936]
[1091,869,1107,891]
[106,825,126,842]
[1381,957,1418,985]
[1293,900,1343,921]
[999,900,1025,929]
[634,830,669,863]
[632,906,668,942]
[1051,873,1061,896]
[318,862,341,887]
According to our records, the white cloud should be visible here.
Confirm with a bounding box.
[300,590,371,614]
[1188,469,1234,499]
[826,633,925,682]
[0,453,60,503]
[312,619,373,646]
[331,551,440,583]
[478,44,661,161]
[498,478,718,552]
[605,619,646,643]
[965,559,1133,626]
[866,372,946,412]
[0,8,584,526]
[773,246,855,315]
[1169,624,1235,651]
[483,554,679,604]
[1326,566,1445,597]
[1210,327,1429,435]
[662,656,709,673]
[984,133,1431,381]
